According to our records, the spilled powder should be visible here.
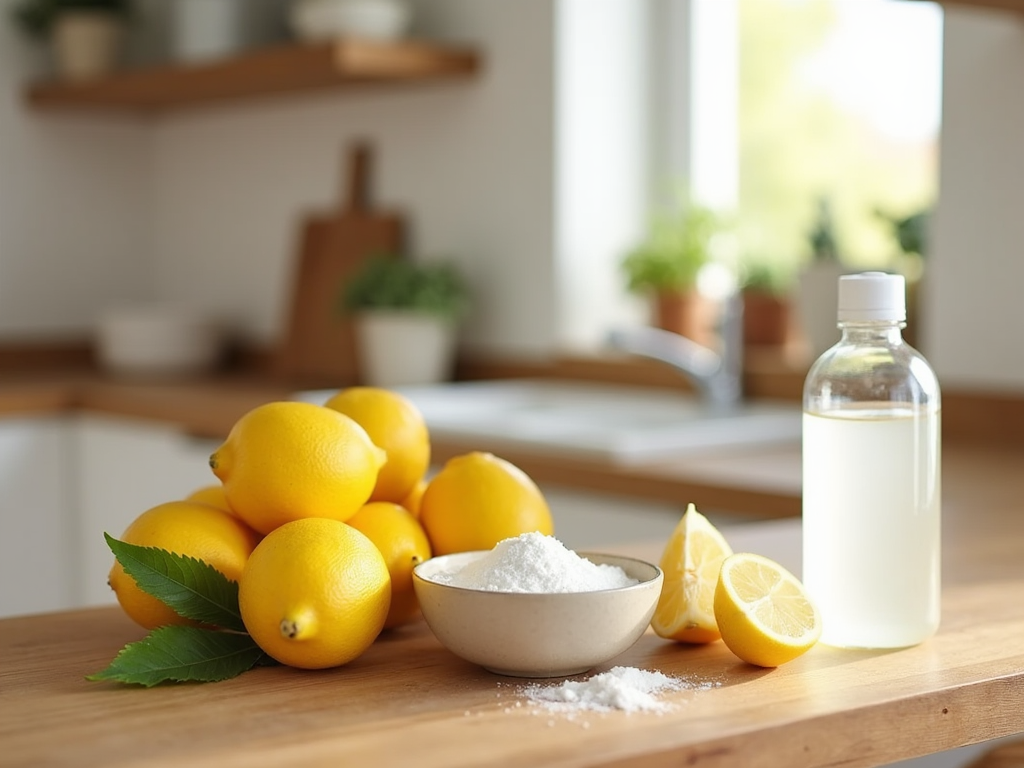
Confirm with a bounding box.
[429,532,638,593]
[522,666,687,714]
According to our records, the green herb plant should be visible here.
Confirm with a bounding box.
[87,533,274,687]
[341,254,468,320]
[621,199,725,295]
[10,0,131,39]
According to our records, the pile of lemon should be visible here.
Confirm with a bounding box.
[108,387,553,670]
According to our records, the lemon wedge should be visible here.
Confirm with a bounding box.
[651,503,733,643]
[714,552,821,667]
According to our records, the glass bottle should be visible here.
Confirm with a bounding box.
[802,271,941,648]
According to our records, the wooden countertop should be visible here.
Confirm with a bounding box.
[3,441,1024,768]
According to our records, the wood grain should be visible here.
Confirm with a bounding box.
[2,551,1023,768]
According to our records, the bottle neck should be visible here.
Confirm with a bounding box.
[837,320,905,345]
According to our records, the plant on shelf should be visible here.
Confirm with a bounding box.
[342,254,468,320]
[11,0,132,81]
[795,195,849,358]
[621,197,727,345]
[738,259,794,348]
[341,254,469,387]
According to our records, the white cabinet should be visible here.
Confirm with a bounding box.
[0,415,75,617]
[75,415,222,607]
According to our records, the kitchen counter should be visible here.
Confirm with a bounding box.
[3,440,1023,768]
[0,371,804,516]
[2,370,1023,766]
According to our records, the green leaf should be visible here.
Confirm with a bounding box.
[104,533,245,632]
[87,626,268,687]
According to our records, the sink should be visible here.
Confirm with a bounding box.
[294,379,802,465]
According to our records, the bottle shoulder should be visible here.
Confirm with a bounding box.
[803,338,940,410]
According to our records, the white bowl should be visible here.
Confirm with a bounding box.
[412,551,663,678]
[96,305,224,378]
[289,0,412,42]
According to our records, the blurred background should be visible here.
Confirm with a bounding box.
[0,0,1020,390]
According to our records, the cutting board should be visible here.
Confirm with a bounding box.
[275,142,404,386]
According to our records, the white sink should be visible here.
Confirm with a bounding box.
[295,379,802,465]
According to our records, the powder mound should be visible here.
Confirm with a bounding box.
[431,532,639,593]
[523,666,685,713]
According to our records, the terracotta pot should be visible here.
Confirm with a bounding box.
[654,290,717,347]
[51,12,124,81]
[742,291,791,347]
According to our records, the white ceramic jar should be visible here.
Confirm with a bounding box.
[289,0,412,43]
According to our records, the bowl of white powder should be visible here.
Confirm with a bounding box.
[412,532,663,678]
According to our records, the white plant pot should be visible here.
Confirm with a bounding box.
[795,260,849,359]
[172,0,246,63]
[354,311,457,387]
[289,0,412,42]
[51,12,124,81]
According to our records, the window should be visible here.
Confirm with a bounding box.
[670,0,943,284]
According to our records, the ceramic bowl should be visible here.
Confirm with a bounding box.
[289,0,412,43]
[412,551,663,678]
[96,305,224,378]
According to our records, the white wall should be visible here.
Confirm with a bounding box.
[925,6,1024,391]
[0,0,152,340]
[151,0,559,357]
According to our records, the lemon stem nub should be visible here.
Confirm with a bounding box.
[279,610,317,641]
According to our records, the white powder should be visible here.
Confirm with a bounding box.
[430,532,638,593]
[522,666,686,714]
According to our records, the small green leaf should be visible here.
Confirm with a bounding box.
[104,533,245,632]
[87,626,268,687]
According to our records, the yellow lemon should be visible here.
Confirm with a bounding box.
[109,501,261,630]
[184,484,233,515]
[347,501,432,629]
[209,401,386,535]
[398,477,428,519]
[714,552,822,667]
[418,452,553,556]
[324,387,430,504]
[651,503,733,643]
[238,517,391,669]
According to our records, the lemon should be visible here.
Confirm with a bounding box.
[714,552,822,667]
[209,401,386,535]
[418,451,554,556]
[238,518,391,669]
[324,387,431,504]
[109,501,261,630]
[184,484,233,515]
[651,503,733,643]
[347,501,432,628]
[398,477,428,519]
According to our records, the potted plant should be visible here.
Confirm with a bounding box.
[621,198,725,346]
[341,254,469,387]
[10,0,132,81]
[739,260,794,348]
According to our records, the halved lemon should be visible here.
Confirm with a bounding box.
[651,503,733,643]
[713,552,822,667]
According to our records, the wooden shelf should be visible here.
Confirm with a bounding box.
[924,0,1024,13]
[24,38,481,114]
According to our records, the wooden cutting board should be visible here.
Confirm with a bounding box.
[275,142,404,386]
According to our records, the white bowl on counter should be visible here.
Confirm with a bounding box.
[413,551,663,678]
[289,0,412,42]
[96,305,224,378]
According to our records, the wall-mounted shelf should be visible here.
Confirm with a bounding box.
[24,38,481,115]
[926,0,1024,13]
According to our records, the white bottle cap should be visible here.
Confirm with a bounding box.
[837,271,906,322]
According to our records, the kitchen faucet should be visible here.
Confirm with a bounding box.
[606,293,744,408]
